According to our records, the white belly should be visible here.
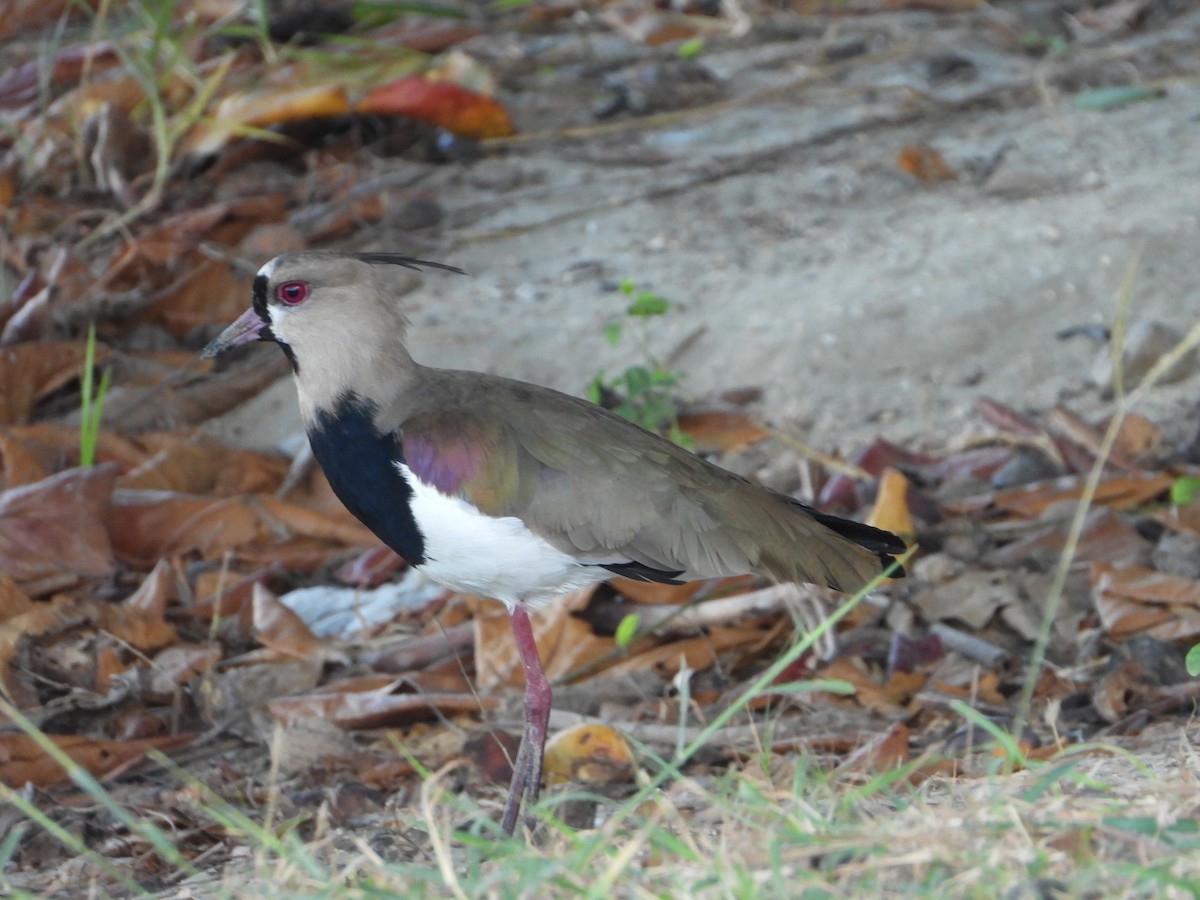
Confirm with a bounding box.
[397,463,607,608]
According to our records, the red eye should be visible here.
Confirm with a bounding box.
[276,281,309,306]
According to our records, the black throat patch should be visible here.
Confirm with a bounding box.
[307,393,425,565]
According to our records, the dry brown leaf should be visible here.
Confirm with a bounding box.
[897,145,957,184]
[252,584,321,660]
[837,722,910,774]
[334,546,407,587]
[1157,503,1200,540]
[109,492,264,566]
[1110,412,1159,459]
[255,496,378,546]
[602,6,704,46]
[109,487,376,568]
[2,423,149,474]
[984,507,1152,569]
[543,722,634,786]
[268,689,498,730]
[0,429,49,489]
[676,410,767,455]
[601,625,767,680]
[124,558,178,617]
[136,258,247,339]
[911,570,1017,629]
[216,450,290,496]
[930,671,1008,707]
[118,436,232,493]
[1092,661,1139,724]
[0,594,176,701]
[0,732,192,788]
[148,644,220,696]
[607,575,708,606]
[818,658,917,716]
[991,472,1173,519]
[0,576,33,629]
[0,341,108,425]
[1091,561,1200,640]
[0,1,97,41]
[0,466,115,587]
[463,730,520,787]
[95,350,287,433]
[1045,406,1138,472]
[473,588,607,690]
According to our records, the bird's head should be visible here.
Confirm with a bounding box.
[203,251,463,411]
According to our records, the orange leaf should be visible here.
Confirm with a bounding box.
[818,657,915,715]
[897,144,957,184]
[357,76,515,140]
[676,411,767,455]
[0,732,192,788]
[543,722,635,786]
[867,466,915,540]
[186,83,351,157]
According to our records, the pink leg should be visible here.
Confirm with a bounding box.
[499,605,552,836]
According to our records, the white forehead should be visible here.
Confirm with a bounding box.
[258,256,279,280]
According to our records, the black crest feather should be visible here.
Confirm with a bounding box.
[353,253,466,276]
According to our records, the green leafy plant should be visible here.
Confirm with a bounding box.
[1170,475,1200,507]
[79,323,111,467]
[613,612,639,649]
[1187,644,1200,678]
[588,280,691,448]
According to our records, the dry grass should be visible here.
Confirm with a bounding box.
[49,720,1190,899]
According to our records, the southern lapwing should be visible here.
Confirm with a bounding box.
[203,251,906,835]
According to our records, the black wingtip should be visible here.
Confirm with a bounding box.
[806,507,908,579]
[354,252,467,276]
[598,561,686,584]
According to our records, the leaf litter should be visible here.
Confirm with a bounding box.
[2,0,1200,894]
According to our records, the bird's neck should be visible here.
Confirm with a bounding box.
[292,334,420,427]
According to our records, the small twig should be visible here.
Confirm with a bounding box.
[768,426,874,481]
[929,623,1009,669]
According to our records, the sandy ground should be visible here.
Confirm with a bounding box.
[211,7,1200,462]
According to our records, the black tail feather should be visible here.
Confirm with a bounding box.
[806,506,908,578]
